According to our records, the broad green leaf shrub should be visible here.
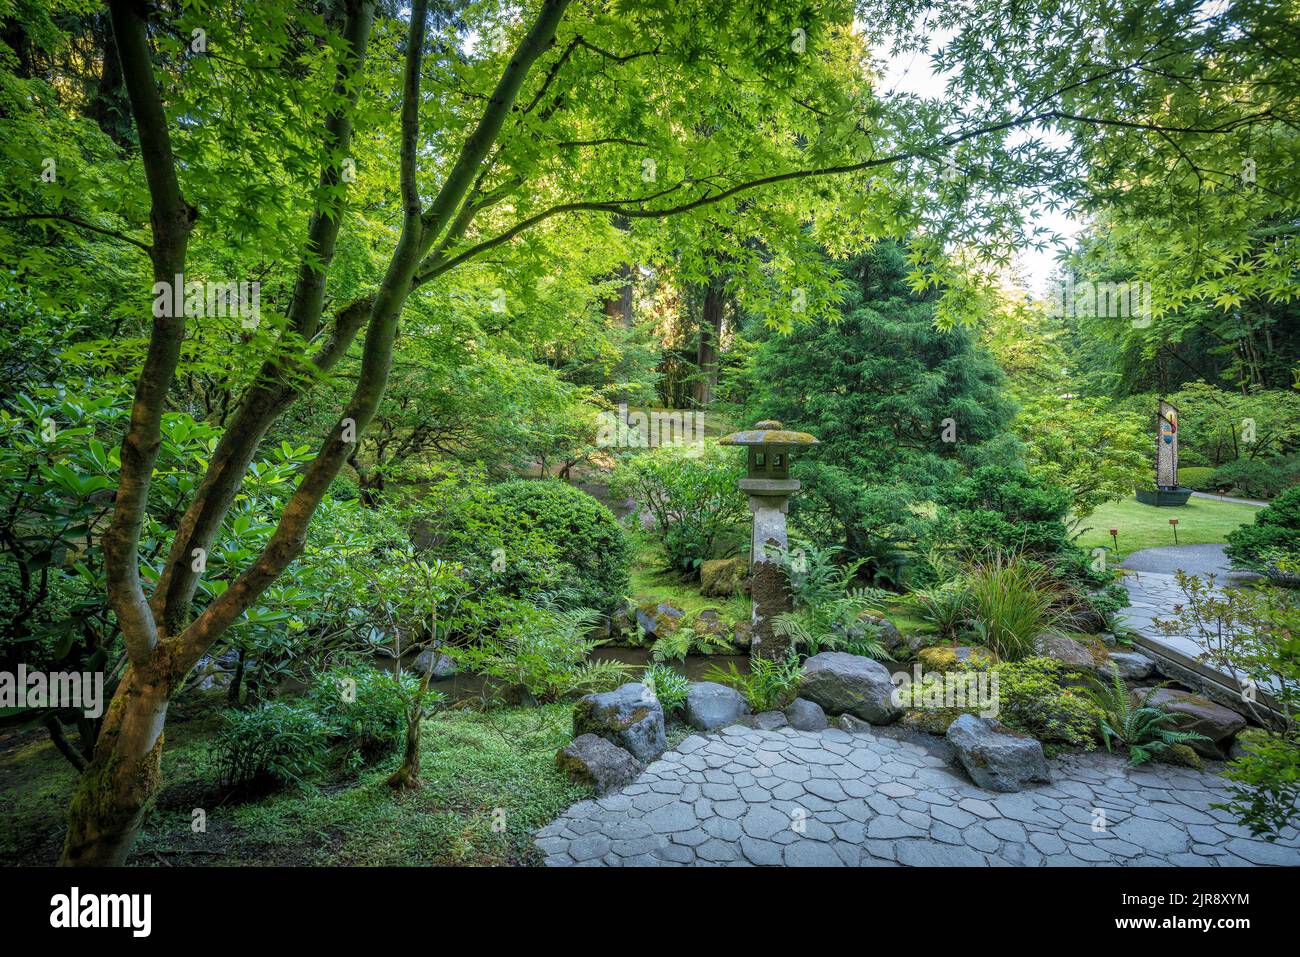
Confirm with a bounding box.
[213,664,425,788]
[1226,486,1300,573]
[309,665,419,761]
[609,441,745,578]
[486,480,630,612]
[211,700,333,790]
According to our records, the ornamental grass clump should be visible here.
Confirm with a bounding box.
[962,552,1070,662]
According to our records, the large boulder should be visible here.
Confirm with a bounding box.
[700,557,748,597]
[1036,632,1103,673]
[411,647,457,678]
[573,683,667,763]
[1100,650,1156,682]
[1140,687,1247,759]
[635,601,684,640]
[916,645,997,673]
[799,652,901,725]
[684,681,750,731]
[556,734,642,795]
[946,714,1051,792]
[784,698,828,731]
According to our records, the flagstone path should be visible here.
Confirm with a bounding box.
[534,724,1300,867]
[1118,544,1261,670]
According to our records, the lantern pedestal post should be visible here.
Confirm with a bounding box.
[719,421,819,662]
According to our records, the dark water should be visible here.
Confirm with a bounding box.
[591,647,752,681]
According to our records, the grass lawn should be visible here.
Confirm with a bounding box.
[627,536,750,623]
[1074,495,1262,559]
[0,699,587,867]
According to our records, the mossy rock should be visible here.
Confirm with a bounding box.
[635,601,685,639]
[690,608,731,640]
[900,708,964,735]
[700,557,748,597]
[917,645,998,673]
[1158,743,1204,770]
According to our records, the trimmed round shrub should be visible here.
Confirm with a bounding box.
[1177,466,1216,491]
[486,480,630,611]
[1226,486,1300,573]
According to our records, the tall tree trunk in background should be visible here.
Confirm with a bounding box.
[90,12,129,146]
[694,279,725,408]
[602,262,634,327]
[600,215,634,328]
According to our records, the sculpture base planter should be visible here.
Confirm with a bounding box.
[1135,486,1192,506]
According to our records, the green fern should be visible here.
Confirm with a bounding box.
[703,652,802,712]
[773,588,886,658]
[649,625,731,663]
[1088,670,1211,766]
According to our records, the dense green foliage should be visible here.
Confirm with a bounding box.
[734,242,1014,577]
[610,442,746,577]
[482,480,631,612]
[932,466,1073,560]
[1226,486,1300,573]
[3,0,1299,863]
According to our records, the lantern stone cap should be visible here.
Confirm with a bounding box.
[719,420,819,446]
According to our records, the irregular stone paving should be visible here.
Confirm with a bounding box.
[1119,545,1263,679]
[535,725,1300,867]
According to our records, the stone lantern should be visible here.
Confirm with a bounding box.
[719,420,819,660]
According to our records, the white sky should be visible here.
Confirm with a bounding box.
[876,37,1082,296]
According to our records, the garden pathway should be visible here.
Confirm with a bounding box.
[1118,544,1260,669]
[535,724,1300,866]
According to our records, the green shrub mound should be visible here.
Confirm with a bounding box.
[991,657,1102,751]
[934,465,1074,559]
[609,441,746,577]
[1226,485,1300,574]
[1177,466,1216,491]
[211,664,415,789]
[487,479,631,611]
[1211,457,1300,499]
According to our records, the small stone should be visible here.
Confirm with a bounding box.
[784,698,829,731]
